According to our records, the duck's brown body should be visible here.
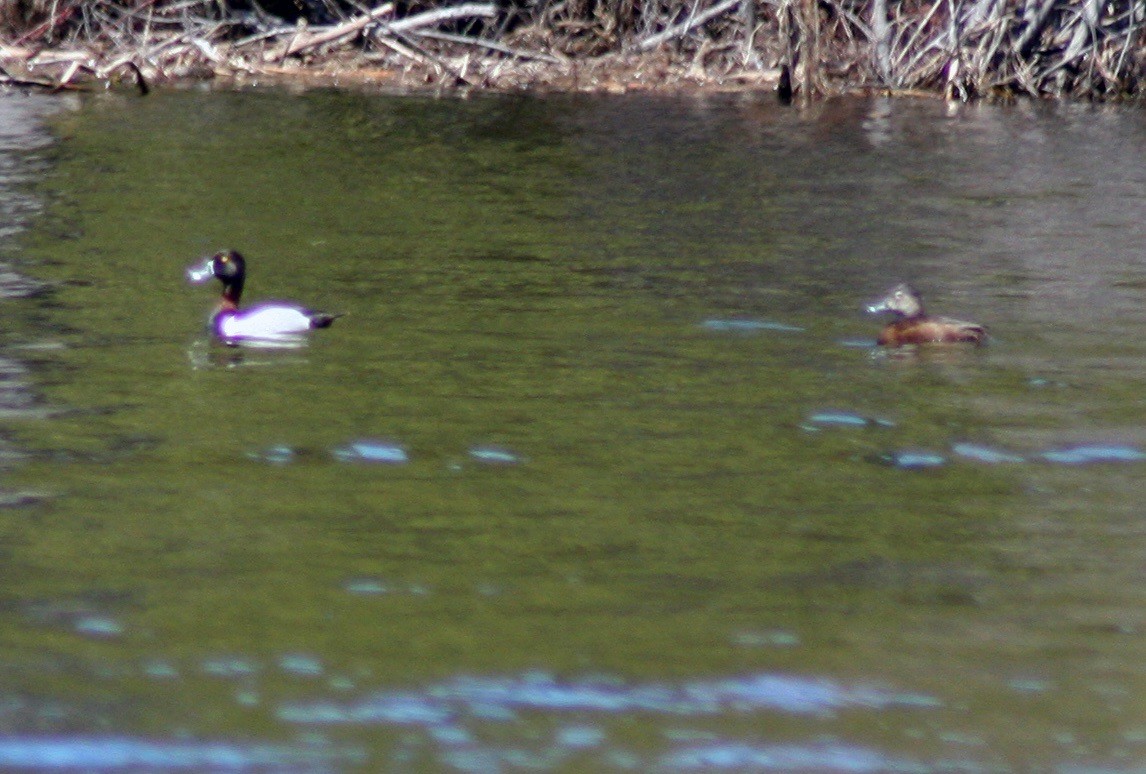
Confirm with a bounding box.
[876,316,986,346]
[868,283,986,347]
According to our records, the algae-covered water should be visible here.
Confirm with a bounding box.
[0,88,1143,770]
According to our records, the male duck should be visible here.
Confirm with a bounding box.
[187,250,340,345]
[867,283,986,346]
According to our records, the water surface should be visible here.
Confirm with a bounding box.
[1,88,1145,770]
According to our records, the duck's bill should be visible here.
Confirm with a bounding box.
[186,258,215,283]
[866,300,890,314]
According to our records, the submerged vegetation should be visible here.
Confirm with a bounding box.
[0,1,1142,100]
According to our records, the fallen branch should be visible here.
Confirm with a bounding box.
[381,3,498,34]
[409,28,563,64]
[55,58,84,90]
[0,63,77,91]
[13,4,75,45]
[190,37,225,64]
[636,0,742,52]
[282,3,395,57]
[373,32,474,86]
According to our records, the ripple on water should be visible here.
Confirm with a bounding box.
[0,355,51,421]
[201,656,260,679]
[343,577,431,597]
[73,615,124,639]
[0,265,49,299]
[142,660,180,680]
[801,410,895,431]
[467,446,525,465]
[657,741,914,772]
[731,630,801,648]
[838,337,880,348]
[0,488,50,508]
[279,671,938,725]
[700,319,805,334]
[279,654,325,677]
[278,672,939,771]
[246,444,296,464]
[332,440,409,464]
[0,737,358,770]
[344,578,390,595]
[950,443,1025,464]
[554,725,606,749]
[876,451,947,470]
[1039,444,1146,465]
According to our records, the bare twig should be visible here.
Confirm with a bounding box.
[820,0,872,40]
[893,0,946,72]
[14,3,75,45]
[636,0,742,52]
[383,3,498,34]
[409,28,562,64]
[283,3,394,56]
[965,0,999,29]
[373,31,474,86]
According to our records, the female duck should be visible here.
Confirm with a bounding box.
[187,250,340,345]
[867,283,986,346]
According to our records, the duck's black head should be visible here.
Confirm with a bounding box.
[187,250,246,304]
[866,282,924,319]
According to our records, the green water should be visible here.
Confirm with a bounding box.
[1,89,1145,770]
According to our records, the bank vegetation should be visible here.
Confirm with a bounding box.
[0,1,1142,101]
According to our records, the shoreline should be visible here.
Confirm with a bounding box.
[0,2,1143,102]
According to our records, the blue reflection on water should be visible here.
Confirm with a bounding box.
[279,654,324,678]
[284,691,453,725]
[331,440,409,464]
[246,445,296,464]
[731,630,801,648]
[802,411,896,430]
[279,672,940,772]
[279,671,939,725]
[950,443,1025,464]
[878,451,946,470]
[1040,444,1146,464]
[658,741,912,771]
[838,337,879,348]
[555,725,605,749]
[701,319,805,333]
[201,657,260,678]
[0,736,354,770]
[468,446,524,465]
[73,615,124,638]
[343,578,390,595]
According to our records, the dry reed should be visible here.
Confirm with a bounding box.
[0,1,1140,100]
